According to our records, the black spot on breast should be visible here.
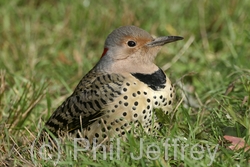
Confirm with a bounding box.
[95,133,99,138]
[131,68,166,91]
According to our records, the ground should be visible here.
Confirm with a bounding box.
[0,0,249,166]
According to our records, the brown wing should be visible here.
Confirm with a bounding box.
[45,70,124,136]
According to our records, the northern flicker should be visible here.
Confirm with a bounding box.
[44,25,183,143]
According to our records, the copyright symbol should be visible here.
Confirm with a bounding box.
[31,138,60,165]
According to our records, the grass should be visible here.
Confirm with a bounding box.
[0,0,250,166]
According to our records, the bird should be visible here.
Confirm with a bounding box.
[44,25,183,143]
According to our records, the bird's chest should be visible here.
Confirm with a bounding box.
[104,70,174,131]
[84,71,175,141]
[130,68,174,112]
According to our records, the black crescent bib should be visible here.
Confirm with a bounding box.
[131,68,166,91]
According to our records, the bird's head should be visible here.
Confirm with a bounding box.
[96,25,183,74]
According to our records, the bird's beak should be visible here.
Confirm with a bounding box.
[146,36,183,47]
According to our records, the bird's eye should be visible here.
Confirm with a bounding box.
[127,41,136,47]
